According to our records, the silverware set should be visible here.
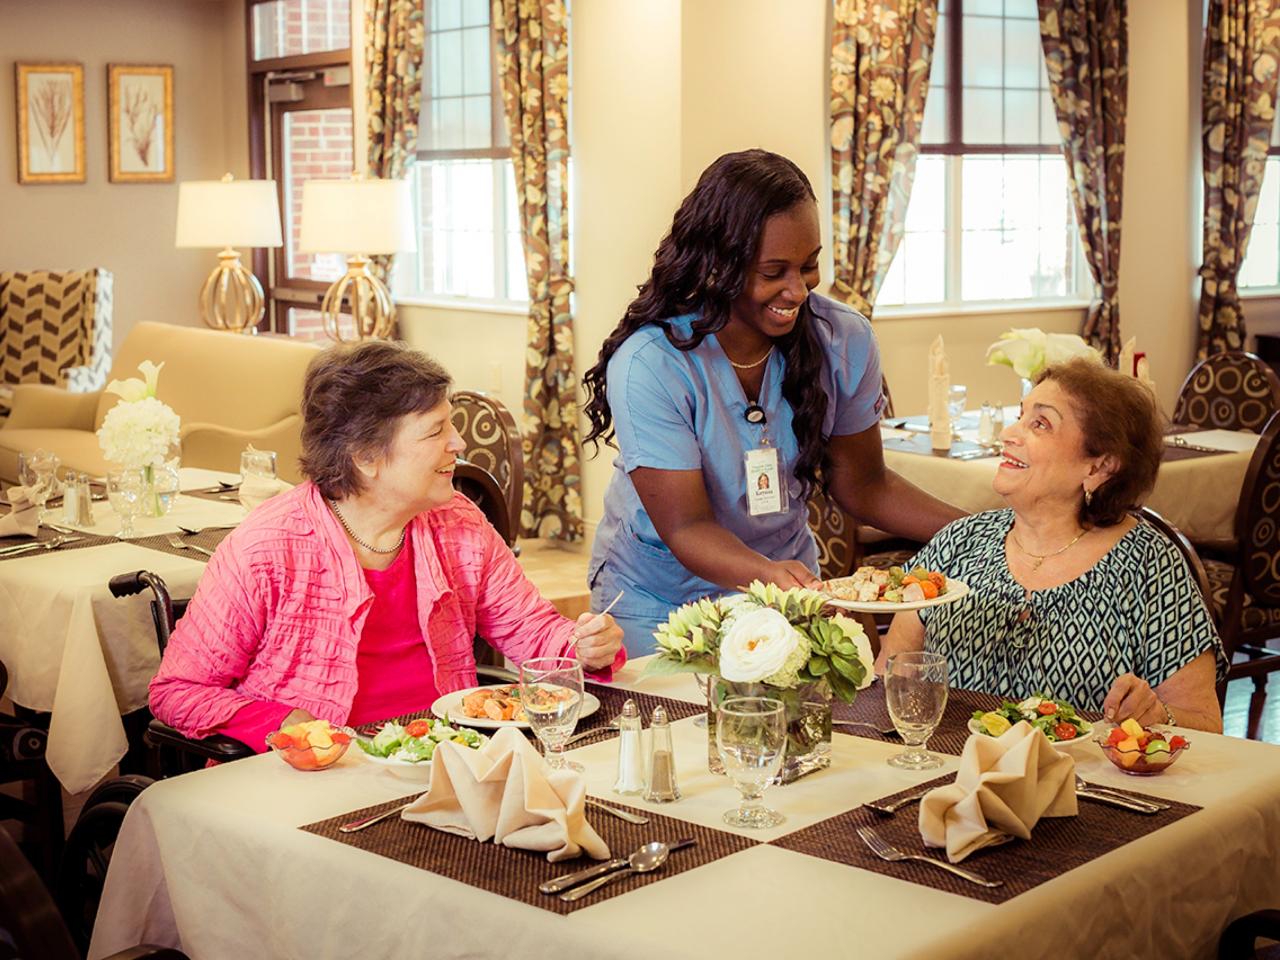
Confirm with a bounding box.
[1165,435,1224,454]
[0,534,82,558]
[542,837,696,901]
[1074,774,1168,814]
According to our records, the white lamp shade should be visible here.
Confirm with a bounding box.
[175,179,283,249]
[298,178,417,256]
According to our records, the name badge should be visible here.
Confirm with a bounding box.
[745,446,786,516]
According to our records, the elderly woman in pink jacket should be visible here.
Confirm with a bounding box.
[149,341,624,751]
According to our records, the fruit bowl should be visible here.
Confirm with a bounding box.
[266,721,355,771]
[1096,722,1189,776]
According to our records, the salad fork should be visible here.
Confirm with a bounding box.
[166,534,215,558]
[856,826,1004,888]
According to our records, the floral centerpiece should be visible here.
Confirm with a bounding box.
[644,581,873,783]
[96,361,181,515]
[986,328,1100,392]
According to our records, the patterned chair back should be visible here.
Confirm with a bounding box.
[1233,411,1280,608]
[1172,351,1280,433]
[1135,506,1210,605]
[0,269,113,392]
[806,492,856,581]
[450,390,524,540]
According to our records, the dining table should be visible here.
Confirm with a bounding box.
[88,657,1280,960]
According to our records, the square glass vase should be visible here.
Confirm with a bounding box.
[707,675,833,784]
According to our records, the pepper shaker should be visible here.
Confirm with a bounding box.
[643,706,681,803]
[611,699,646,796]
[76,473,95,527]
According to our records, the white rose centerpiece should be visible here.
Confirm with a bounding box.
[96,361,181,516]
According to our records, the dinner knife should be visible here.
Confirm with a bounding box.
[1076,788,1161,815]
[539,837,696,894]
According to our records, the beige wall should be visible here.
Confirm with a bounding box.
[0,0,248,353]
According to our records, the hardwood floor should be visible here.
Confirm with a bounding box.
[1223,672,1280,743]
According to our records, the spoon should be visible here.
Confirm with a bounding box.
[558,840,671,902]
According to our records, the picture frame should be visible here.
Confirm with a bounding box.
[15,62,86,184]
[107,63,174,183]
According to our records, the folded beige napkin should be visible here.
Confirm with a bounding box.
[0,491,40,538]
[239,474,293,512]
[1119,336,1156,391]
[401,727,610,863]
[927,335,951,451]
[919,721,1077,863]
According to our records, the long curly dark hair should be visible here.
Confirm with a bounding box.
[582,149,834,495]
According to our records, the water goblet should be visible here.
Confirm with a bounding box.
[716,696,787,828]
[106,468,146,539]
[240,448,278,483]
[18,449,60,522]
[149,462,181,517]
[947,384,968,437]
[519,656,585,773]
[884,651,949,770]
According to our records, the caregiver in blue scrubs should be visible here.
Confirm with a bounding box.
[581,149,965,655]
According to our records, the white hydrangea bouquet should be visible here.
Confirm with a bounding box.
[96,361,181,515]
[645,582,873,782]
[986,328,1100,384]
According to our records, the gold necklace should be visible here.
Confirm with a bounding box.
[1010,527,1086,570]
[328,499,407,555]
[725,346,773,370]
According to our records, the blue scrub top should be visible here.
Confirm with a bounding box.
[588,292,884,644]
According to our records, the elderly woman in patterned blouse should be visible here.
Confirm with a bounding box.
[876,358,1226,733]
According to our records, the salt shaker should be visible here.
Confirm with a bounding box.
[643,706,681,803]
[977,403,996,446]
[61,472,79,524]
[611,699,646,796]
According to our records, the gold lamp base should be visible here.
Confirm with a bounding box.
[321,256,395,341]
[198,247,264,334]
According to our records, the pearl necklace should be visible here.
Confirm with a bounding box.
[726,346,773,370]
[328,499,406,555]
[1010,527,1087,570]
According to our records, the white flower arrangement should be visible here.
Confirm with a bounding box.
[96,361,181,470]
[986,328,1100,381]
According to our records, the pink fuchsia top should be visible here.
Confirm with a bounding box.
[149,481,624,743]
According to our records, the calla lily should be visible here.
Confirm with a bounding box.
[106,360,165,402]
[987,328,1097,380]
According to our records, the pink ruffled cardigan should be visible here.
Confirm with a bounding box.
[149,482,623,739]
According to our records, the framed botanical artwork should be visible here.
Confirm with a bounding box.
[15,62,86,184]
[107,64,174,183]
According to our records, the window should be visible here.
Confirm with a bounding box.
[252,0,351,62]
[876,0,1090,309]
[397,0,527,305]
[1238,111,1280,291]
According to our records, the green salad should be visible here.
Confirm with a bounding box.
[356,717,485,763]
[970,694,1092,743]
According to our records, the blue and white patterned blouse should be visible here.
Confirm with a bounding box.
[908,510,1228,711]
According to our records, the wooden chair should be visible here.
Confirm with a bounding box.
[454,460,514,547]
[1173,351,1280,434]
[1219,910,1280,959]
[805,492,857,581]
[451,391,525,543]
[1199,412,1280,738]
[1136,506,1211,604]
[0,659,63,885]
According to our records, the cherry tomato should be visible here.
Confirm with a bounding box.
[1037,701,1058,716]
[405,719,431,738]
[1053,722,1077,740]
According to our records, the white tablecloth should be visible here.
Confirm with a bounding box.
[90,659,1280,960]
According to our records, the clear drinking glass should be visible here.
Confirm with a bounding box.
[716,696,787,828]
[240,448,278,482]
[150,462,181,516]
[884,651,949,770]
[947,384,968,436]
[519,656,585,773]
[106,468,146,538]
[17,449,60,522]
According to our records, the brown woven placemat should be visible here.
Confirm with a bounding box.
[302,795,758,914]
[770,773,1200,904]
[182,485,241,504]
[832,685,1102,756]
[131,526,235,562]
[0,526,116,560]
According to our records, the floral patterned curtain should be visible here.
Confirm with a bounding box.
[830,0,938,318]
[492,0,581,542]
[1197,0,1280,358]
[1038,0,1128,366]
[362,0,425,334]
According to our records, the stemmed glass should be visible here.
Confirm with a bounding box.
[884,651,949,770]
[106,468,146,538]
[17,449,60,522]
[716,696,787,828]
[519,656,585,773]
[947,384,968,437]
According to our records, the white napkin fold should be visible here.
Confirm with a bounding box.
[239,474,293,512]
[1119,336,1155,391]
[927,335,951,451]
[0,491,41,538]
[918,721,1077,862]
[401,727,610,863]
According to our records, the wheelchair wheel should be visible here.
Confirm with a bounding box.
[55,775,152,954]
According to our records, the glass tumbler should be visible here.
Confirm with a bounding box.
[884,651,949,770]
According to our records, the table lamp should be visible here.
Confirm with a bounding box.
[298,175,417,341]
[175,174,283,334]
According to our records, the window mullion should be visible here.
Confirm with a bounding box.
[947,155,964,305]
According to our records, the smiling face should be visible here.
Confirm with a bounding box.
[359,398,466,513]
[726,200,822,342]
[993,379,1115,514]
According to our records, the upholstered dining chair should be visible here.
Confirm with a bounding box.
[806,492,857,581]
[450,391,525,543]
[1199,412,1280,739]
[0,268,113,393]
[1172,351,1280,434]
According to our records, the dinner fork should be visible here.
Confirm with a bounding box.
[863,787,933,815]
[0,535,82,558]
[856,826,1004,888]
[166,534,216,558]
[833,720,900,737]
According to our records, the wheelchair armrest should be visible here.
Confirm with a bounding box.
[476,664,517,684]
[143,719,255,763]
[1219,909,1280,960]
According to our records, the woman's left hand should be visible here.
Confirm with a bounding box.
[571,612,623,670]
[1102,672,1165,726]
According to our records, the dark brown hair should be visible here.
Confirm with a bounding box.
[1037,357,1164,527]
[299,340,452,500]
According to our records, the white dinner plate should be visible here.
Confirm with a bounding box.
[431,685,602,730]
[822,578,971,613]
[966,717,1094,749]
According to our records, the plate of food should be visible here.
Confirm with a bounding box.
[431,683,602,730]
[356,717,488,778]
[967,695,1094,748]
[821,565,970,612]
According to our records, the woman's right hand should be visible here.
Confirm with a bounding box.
[760,559,822,590]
